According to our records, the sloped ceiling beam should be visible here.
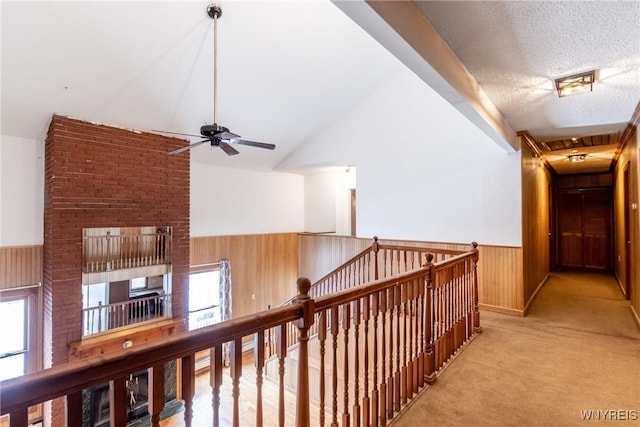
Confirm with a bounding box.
[334,0,519,152]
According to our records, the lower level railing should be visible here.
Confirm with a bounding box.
[0,244,480,427]
[82,292,172,336]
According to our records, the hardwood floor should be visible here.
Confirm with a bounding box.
[161,352,319,427]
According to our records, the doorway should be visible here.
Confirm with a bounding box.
[557,187,612,269]
[623,163,631,299]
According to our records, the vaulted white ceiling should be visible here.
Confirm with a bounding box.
[2,1,639,174]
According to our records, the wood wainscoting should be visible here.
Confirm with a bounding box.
[298,234,525,315]
[0,246,43,289]
[190,233,299,319]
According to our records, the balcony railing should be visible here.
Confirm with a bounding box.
[82,292,172,336]
[265,237,466,359]
[0,243,480,427]
[82,227,171,273]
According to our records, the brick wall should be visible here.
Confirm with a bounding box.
[43,115,190,424]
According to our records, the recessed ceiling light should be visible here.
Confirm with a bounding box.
[555,70,596,97]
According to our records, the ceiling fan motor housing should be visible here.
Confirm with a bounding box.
[201,124,229,138]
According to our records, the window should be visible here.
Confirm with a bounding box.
[82,283,108,335]
[130,277,147,290]
[188,270,220,330]
[0,298,27,381]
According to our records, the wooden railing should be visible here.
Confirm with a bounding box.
[82,227,171,273]
[0,243,480,427]
[265,237,465,359]
[82,292,172,336]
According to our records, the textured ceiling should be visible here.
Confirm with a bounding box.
[415,1,640,142]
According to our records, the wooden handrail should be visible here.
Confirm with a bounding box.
[1,241,480,427]
[0,304,301,416]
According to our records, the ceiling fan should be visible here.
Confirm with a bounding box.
[158,4,275,156]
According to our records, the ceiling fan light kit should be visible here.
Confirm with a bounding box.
[161,3,275,156]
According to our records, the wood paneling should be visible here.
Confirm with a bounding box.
[190,233,299,318]
[555,173,613,189]
[614,109,639,323]
[298,234,524,314]
[520,140,551,312]
[0,246,43,289]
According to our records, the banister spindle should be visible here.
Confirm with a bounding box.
[342,303,351,427]
[294,277,315,427]
[330,306,339,427]
[181,354,195,427]
[352,299,361,427]
[211,343,223,427]
[423,254,436,384]
[372,236,380,281]
[148,364,165,427]
[319,312,328,427]
[471,242,482,333]
[254,330,265,427]
[231,338,243,427]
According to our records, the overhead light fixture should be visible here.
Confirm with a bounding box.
[568,154,587,162]
[555,70,596,97]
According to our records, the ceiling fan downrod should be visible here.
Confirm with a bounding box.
[207,3,222,125]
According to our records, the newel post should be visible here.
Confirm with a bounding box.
[471,242,482,334]
[294,277,315,427]
[423,253,437,384]
[372,236,380,281]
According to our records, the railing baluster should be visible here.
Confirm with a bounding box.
[211,343,223,427]
[181,354,195,427]
[254,331,265,427]
[277,324,287,427]
[394,285,401,412]
[330,306,339,427]
[110,376,127,426]
[352,299,361,427]
[9,408,27,427]
[319,312,327,427]
[387,285,395,419]
[294,277,314,427]
[66,390,82,426]
[342,303,350,427]
[401,281,408,405]
[149,364,165,427]
[230,338,243,427]
[379,289,387,427]
[371,291,379,426]
[362,295,370,427]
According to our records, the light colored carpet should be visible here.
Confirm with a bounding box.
[392,271,640,427]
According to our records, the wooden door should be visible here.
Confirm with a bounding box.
[557,188,611,269]
[623,164,631,299]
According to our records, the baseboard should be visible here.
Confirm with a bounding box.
[614,272,628,297]
[523,273,550,316]
[478,303,524,317]
[631,305,640,331]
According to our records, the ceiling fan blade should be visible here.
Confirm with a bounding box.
[232,139,276,150]
[168,139,210,155]
[217,131,241,140]
[153,129,203,139]
[219,141,240,156]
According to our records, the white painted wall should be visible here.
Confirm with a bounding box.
[190,163,304,237]
[303,167,356,235]
[280,68,522,246]
[304,171,336,233]
[0,135,44,246]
